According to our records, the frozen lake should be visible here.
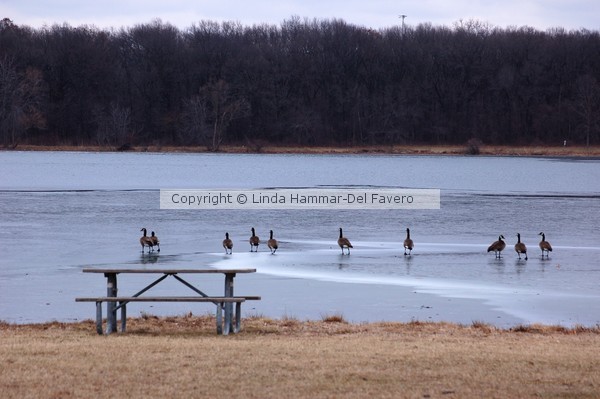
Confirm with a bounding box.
[1,151,599,327]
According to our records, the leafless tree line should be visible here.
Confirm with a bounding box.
[0,16,598,149]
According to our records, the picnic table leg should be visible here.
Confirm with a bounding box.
[105,273,118,334]
[120,302,127,332]
[223,303,231,335]
[95,301,103,335]
[234,302,242,333]
[216,302,223,335]
[224,273,236,333]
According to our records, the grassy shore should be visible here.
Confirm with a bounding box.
[5,143,600,157]
[2,315,599,398]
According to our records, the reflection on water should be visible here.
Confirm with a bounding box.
[514,259,527,274]
[140,253,160,265]
[1,151,599,326]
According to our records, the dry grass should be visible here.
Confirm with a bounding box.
[2,316,600,398]
[6,144,600,157]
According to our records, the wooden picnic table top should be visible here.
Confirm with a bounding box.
[82,268,256,274]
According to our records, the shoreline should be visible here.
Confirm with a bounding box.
[4,144,600,157]
[3,313,600,333]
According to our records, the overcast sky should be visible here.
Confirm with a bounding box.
[1,0,598,32]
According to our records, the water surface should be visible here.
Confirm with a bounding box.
[1,151,599,327]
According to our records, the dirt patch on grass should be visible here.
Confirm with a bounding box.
[2,316,599,398]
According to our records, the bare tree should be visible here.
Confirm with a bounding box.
[199,80,250,151]
[574,75,600,147]
[94,102,132,147]
[0,57,19,147]
[180,95,208,145]
[0,57,46,147]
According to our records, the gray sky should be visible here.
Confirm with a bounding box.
[1,0,598,31]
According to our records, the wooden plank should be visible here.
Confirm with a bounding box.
[238,296,262,300]
[76,296,246,302]
[81,268,256,274]
[76,296,259,301]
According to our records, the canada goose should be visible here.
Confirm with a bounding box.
[139,228,153,253]
[267,230,278,254]
[249,227,260,252]
[150,231,160,252]
[223,232,233,255]
[538,232,552,258]
[337,228,353,255]
[403,228,414,256]
[515,233,528,260]
[487,235,506,258]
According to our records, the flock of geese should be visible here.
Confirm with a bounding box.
[137,226,413,257]
[221,227,412,256]
[487,232,553,260]
[140,226,552,260]
[222,227,279,254]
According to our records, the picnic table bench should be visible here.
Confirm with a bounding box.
[76,268,260,335]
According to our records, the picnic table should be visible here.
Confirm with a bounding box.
[76,268,260,335]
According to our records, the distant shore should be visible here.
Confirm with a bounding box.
[4,144,600,157]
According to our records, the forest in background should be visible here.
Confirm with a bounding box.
[0,16,599,150]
